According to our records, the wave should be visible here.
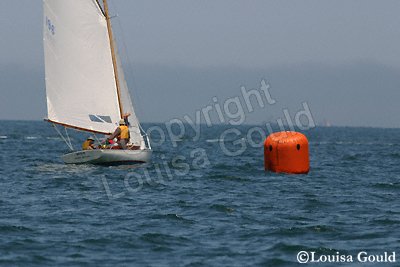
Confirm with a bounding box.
[25,136,39,140]
[210,204,235,213]
[208,174,250,182]
[140,232,190,246]
[0,225,34,233]
[371,182,400,190]
[46,137,62,140]
[150,213,194,224]
[389,153,400,159]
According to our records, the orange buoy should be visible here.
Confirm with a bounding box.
[264,131,309,174]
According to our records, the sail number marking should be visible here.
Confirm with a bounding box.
[46,17,55,35]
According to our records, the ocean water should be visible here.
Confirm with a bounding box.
[0,120,400,266]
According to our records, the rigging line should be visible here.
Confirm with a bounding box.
[110,0,144,123]
[92,133,111,150]
[93,133,100,146]
[107,1,150,150]
[94,0,105,17]
[145,134,152,150]
[53,124,73,151]
[64,127,74,151]
[137,122,150,149]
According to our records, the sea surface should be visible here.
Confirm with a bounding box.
[1,120,400,266]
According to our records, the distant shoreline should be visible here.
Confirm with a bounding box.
[0,119,398,130]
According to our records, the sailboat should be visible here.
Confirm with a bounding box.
[43,0,152,164]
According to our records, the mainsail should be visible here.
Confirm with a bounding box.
[43,0,145,146]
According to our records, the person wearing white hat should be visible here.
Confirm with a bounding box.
[82,136,96,150]
[108,119,130,149]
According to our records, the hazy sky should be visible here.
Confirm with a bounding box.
[1,0,399,127]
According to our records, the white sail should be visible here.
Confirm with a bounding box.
[43,0,122,134]
[114,46,145,146]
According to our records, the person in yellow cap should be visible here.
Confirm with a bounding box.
[82,136,96,150]
[108,119,130,149]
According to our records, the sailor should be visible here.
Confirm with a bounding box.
[108,119,130,149]
[82,136,96,150]
[122,113,131,126]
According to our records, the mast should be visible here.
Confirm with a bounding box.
[103,0,124,119]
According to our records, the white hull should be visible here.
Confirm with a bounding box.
[62,149,152,165]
